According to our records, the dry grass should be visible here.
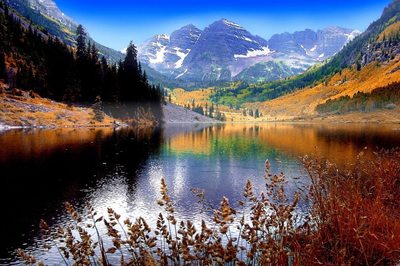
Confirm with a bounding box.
[17,149,400,265]
[303,149,400,265]
[127,106,158,127]
[0,90,117,128]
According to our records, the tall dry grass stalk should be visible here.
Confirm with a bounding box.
[18,149,400,265]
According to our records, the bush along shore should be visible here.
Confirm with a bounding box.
[18,149,400,265]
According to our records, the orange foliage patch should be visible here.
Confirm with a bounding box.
[247,58,400,121]
[377,21,400,42]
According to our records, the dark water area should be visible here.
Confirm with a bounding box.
[0,123,399,265]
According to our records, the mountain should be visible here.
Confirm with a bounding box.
[5,0,124,62]
[3,0,194,87]
[22,0,75,27]
[138,24,202,72]
[178,19,271,82]
[138,19,359,87]
[212,0,400,107]
[215,0,400,120]
[269,27,360,62]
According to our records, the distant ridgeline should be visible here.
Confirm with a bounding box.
[211,0,400,107]
[0,1,163,120]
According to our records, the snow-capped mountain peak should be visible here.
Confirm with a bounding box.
[138,25,202,72]
[138,19,361,83]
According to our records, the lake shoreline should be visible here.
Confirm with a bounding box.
[2,119,400,132]
[2,91,399,130]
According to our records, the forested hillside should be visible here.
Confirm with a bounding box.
[4,0,124,62]
[0,1,163,121]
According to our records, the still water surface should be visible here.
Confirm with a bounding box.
[0,123,399,264]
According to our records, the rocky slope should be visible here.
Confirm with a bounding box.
[162,103,215,123]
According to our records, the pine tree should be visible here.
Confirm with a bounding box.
[92,96,104,122]
[142,70,147,84]
[123,42,138,72]
[121,42,139,101]
[356,61,362,71]
[90,42,99,63]
[76,25,87,60]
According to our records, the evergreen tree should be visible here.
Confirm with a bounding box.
[124,42,138,72]
[92,96,104,122]
[76,25,87,60]
[90,42,99,63]
[121,42,140,101]
[356,61,362,71]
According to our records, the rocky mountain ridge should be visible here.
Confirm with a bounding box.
[138,19,360,85]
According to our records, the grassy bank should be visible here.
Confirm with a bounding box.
[0,89,117,128]
[0,89,161,128]
[17,149,400,265]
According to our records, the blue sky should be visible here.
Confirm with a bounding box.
[55,0,391,51]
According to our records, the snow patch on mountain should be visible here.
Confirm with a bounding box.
[149,46,166,64]
[222,19,242,29]
[234,47,272,59]
[175,69,188,79]
[239,36,257,43]
[174,48,190,68]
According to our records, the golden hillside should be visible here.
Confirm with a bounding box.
[246,58,400,121]
[378,21,400,42]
